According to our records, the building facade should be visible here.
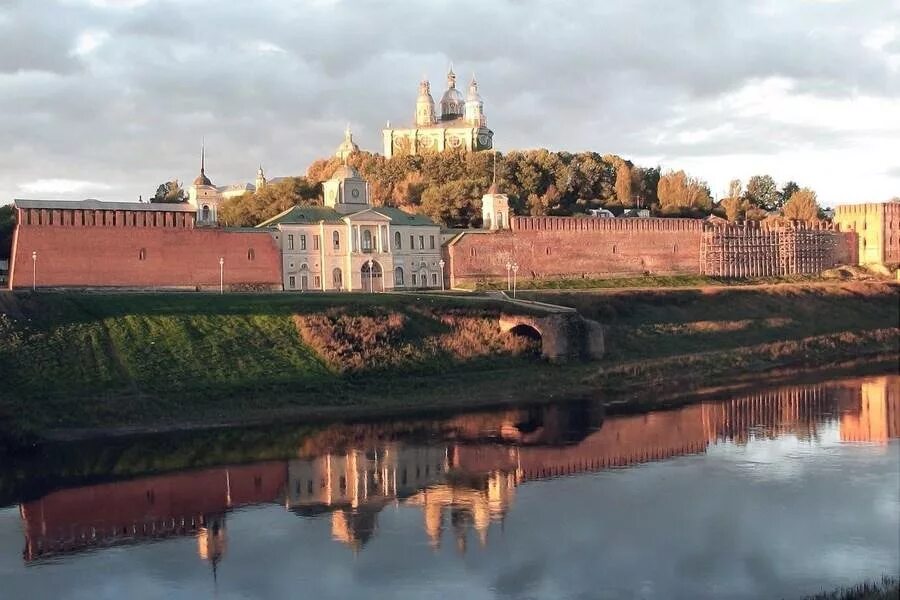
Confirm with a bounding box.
[833,201,900,267]
[257,162,443,292]
[382,68,493,159]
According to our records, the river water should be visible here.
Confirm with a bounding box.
[0,372,897,600]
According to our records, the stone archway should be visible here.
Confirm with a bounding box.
[361,260,384,292]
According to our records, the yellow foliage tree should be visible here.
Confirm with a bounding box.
[657,170,712,211]
[782,187,819,221]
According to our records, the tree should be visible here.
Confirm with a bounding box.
[219,177,319,227]
[782,187,819,221]
[744,174,780,212]
[780,180,800,204]
[657,170,712,212]
[720,179,746,221]
[151,180,186,203]
[0,204,15,260]
[614,161,633,206]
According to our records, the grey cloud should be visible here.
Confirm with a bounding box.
[0,0,898,205]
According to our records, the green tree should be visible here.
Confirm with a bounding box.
[151,180,186,203]
[780,180,800,204]
[744,174,780,212]
[782,187,819,221]
[0,204,15,260]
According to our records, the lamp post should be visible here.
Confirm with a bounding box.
[505,261,512,291]
[31,251,37,291]
[438,259,445,291]
[219,257,224,294]
[512,263,519,298]
[367,258,374,293]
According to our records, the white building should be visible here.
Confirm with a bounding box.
[257,161,443,292]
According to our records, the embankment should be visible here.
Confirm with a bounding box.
[0,282,897,442]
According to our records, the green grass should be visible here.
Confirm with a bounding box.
[474,273,822,291]
[521,282,900,362]
[0,283,897,440]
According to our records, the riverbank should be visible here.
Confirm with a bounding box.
[1,282,897,444]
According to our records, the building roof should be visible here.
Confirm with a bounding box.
[256,204,437,228]
[371,206,437,226]
[256,205,345,227]
[14,199,196,212]
[218,183,255,193]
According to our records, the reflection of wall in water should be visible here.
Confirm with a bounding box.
[840,377,900,443]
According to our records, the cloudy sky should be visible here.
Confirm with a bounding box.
[1,0,898,207]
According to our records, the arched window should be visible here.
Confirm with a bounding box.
[247,248,255,261]
[202,205,210,221]
[139,248,146,261]
[333,231,340,250]
[362,229,373,251]
[497,212,504,228]
[394,231,402,249]
[333,268,343,290]
[395,266,404,286]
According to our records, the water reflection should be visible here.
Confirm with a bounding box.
[15,375,900,568]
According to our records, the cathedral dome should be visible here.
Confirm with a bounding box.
[440,66,464,120]
[193,172,212,186]
[335,125,360,161]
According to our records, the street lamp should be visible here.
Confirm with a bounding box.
[512,263,519,298]
[219,257,224,294]
[31,251,37,292]
[438,259,445,291]
[367,258,374,293]
[505,261,512,292]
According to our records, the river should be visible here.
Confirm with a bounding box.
[0,372,897,599]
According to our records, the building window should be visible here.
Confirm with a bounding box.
[394,231,402,249]
[314,275,321,288]
[470,248,477,257]
[289,276,296,289]
[431,273,438,286]
[333,231,340,250]
[546,247,551,255]
[363,229,373,251]
[313,235,320,250]
[395,266,404,285]
[139,248,146,261]
[419,235,425,249]
[410,234,414,249]
[300,235,307,250]
[288,234,294,250]
[248,248,255,261]
[202,205,210,221]
[333,268,343,289]
[430,235,435,249]
[411,273,417,286]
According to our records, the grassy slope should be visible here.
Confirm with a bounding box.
[0,282,897,437]
[0,293,541,432]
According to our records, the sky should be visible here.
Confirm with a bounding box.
[0,0,898,207]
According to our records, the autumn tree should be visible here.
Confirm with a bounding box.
[219,177,319,227]
[657,170,712,213]
[721,179,746,221]
[782,187,820,221]
[614,160,633,206]
[744,174,780,212]
[151,180,186,203]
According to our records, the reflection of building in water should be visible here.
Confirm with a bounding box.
[19,462,285,562]
[406,471,518,550]
[285,444,448,550]
[17,376,899,561]
[840,376,900,443]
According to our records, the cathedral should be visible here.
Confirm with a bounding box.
[382,67,493,158]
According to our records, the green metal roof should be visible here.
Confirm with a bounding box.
[256,205,345,227]
[371,206,437,227]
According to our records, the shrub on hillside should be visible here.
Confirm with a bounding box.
[294,307,537,373]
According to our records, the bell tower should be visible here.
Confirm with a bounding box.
[481,154,509,230]
[415,79,436,127]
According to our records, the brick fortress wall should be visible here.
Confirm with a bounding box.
[9,206,282,290]
[446,216,703,286]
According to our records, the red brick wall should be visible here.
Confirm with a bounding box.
[9,210,282,289]
[448,217,703,286]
